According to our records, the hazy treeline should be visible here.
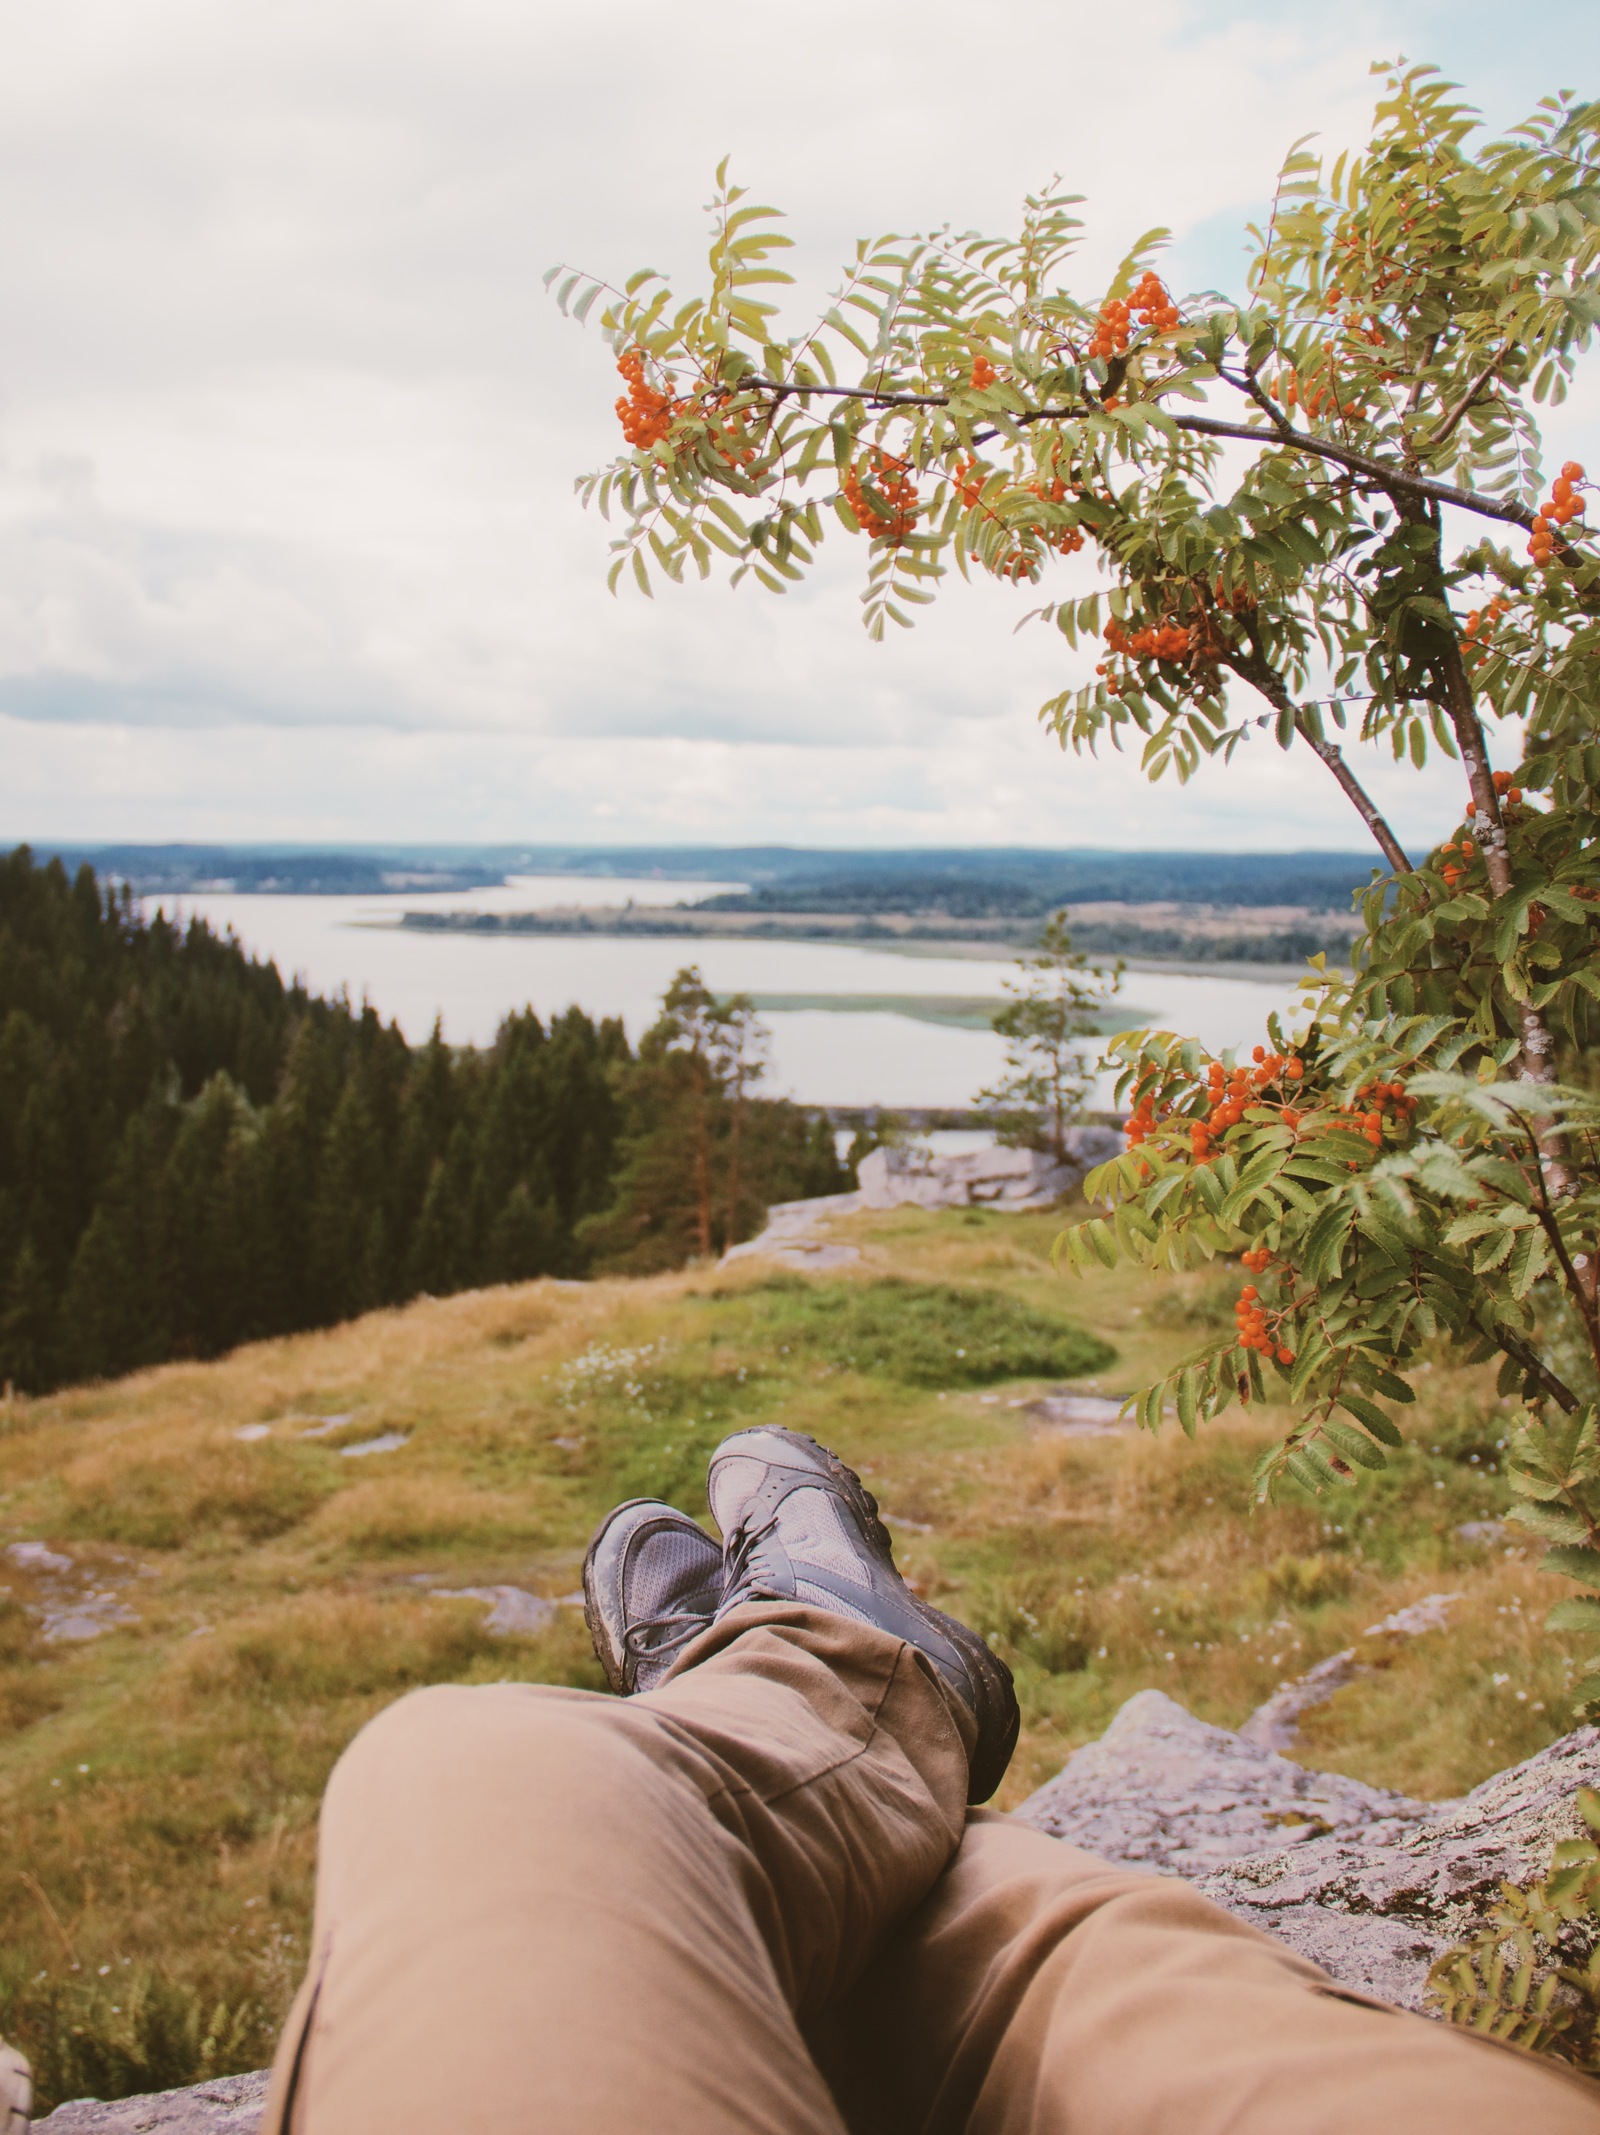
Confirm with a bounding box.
[0,849,843,1393]
[696,850,1388,917]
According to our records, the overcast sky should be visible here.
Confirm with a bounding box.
[1,0,1595,854]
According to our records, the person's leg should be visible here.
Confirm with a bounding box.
[260,1604,974,2135]
[824,1813,1600,2135]
[0,2038,30,2134]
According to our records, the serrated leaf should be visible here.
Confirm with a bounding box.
[1543,1545,1600,1590]
[1320,1415,1388,1469]
[1338,1393,1404,1447]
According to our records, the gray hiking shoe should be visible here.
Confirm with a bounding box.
[707,1427,1019,1802]
[583,1499,723,1695]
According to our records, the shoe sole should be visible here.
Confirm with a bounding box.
[729,1428,1020,1803]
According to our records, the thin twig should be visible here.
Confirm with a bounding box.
[1428,353,1505,451]
[16,1871,79,1966]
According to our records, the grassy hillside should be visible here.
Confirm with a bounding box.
[0,1200,1576,2109]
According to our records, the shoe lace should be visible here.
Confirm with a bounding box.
[621,1607,713,1662]
[720,1516,783,1611]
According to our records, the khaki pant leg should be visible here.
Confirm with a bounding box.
[826,1815,1600,2135]
[262,1605,973,2135]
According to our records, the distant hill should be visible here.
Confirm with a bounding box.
[35,842,1396,909]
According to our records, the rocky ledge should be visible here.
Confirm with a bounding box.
[1015,1688,1600,2010]
[36,1695,1598,2128]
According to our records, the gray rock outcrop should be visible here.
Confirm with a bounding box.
[1015,1687,1600,2010]
[37,2071,270,2133]
[720,1192,865,1270]
[857,1130,1121,1213]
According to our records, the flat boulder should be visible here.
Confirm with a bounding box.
[37,2071,271,2132]
[858,1129,1120,1212]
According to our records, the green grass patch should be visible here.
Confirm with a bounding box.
[711,1275,1116,1387]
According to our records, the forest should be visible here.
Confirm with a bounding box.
[0,848,844,1393]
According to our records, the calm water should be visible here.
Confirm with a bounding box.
[151,881,1310,1108]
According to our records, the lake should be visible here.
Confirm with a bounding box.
[150,878,1313,1109]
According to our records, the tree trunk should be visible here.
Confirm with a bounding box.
[725,1070,744,1251]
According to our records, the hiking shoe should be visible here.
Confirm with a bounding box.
[583,1498,724,1695]
[707,1427,1019,1802]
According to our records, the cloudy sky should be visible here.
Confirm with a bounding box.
[1,0,1595,854]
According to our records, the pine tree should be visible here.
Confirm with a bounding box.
[977,913,1122,1159]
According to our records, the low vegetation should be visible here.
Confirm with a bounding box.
[0,1199,1578,2109]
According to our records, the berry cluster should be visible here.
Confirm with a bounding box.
[969,354,998,389]
[1235,1286,1293,1365]
[1101,616,1192,662]
[1087,272,1179,361]
[1025,476,1086,555]
[1529,462,1586,566]
[1437,835,1477,890]
[1463,769,1524,822]
[615,349,679,450]
[711,411,757,470]
[1124,1090,1159,1149]
[1339,1081,1417,1150]
[950,461,1087,581]
[1462,593,1510,661]
[1268,364,1368,423]
[1187,1048,1301,1160]
[843,450,919,544]
[951,457,986,510]
[1125,1045,1307,1166]
[1240,1245,1273,1274]
[1128,271,1181,334]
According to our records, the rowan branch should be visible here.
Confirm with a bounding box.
[1216,633,1414,875]
[1492,1321,1581,1414]
[731,375,1546,532]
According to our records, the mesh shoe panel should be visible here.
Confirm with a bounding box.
[629,1522,720,1616]
[776,1487,874,1590]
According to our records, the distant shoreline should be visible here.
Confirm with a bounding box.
[379,907,1343,985]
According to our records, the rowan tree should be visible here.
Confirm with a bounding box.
[551,65,1600,1699]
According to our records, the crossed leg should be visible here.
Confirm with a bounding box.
[822,1813,1600,2134]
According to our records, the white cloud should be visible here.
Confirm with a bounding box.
[0,0,1591,846]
